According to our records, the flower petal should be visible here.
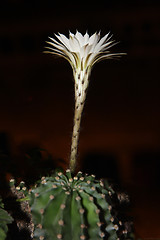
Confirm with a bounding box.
[55,33,70,50]
[101,41,118,52]
[69,35,80,52]
[46,40,64,51]
[88,32,98,45]
[91,52,123,66]
[93,32,110,52]
[84,31,89,45]
[75,31,84,47]
[89,33,100,53]
[69,31,74,38]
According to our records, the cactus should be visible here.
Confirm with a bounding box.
[10,170,133,240]
[8,31,134,239]
[0,198,13,240]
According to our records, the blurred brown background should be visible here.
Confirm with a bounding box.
[0,0,160,238]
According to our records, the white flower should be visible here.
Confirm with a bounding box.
[45,30,124,173]
[45,30,121,75]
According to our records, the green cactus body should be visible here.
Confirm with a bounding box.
[25,170,131,240]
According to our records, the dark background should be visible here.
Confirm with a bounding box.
[0,0,160,238]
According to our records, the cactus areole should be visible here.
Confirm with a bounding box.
[45,30,124,173]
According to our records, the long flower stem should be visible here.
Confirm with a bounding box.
[69,70,89,173]
[69,102,85,173]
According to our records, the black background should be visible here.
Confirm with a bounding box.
[0,0,160,238]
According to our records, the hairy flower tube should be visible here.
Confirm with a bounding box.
[45,30,123,173]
